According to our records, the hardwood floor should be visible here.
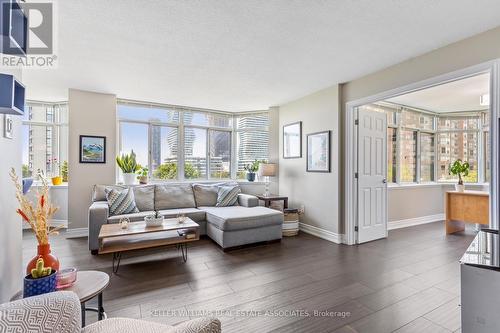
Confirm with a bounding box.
[22,221,474,332]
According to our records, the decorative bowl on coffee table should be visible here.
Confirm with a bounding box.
[145,215,164,227]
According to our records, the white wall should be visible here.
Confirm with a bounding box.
[0,69,23,303]
[388,184,490,227]
[68,89,117,230]
[279,85,340,233]
[25,185,68,226]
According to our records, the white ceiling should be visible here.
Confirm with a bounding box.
[21,0,500,111]
[386,73,490,112]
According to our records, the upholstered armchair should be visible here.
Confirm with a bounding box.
[0,291,221,333]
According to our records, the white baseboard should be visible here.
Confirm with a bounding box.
[65,227,88,239]
[23,219,67,230]
[388,213,445,230]
[299,223,344,244]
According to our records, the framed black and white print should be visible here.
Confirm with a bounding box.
[80,135,106,163]
[283,121,302,158]
[306,130,331,172]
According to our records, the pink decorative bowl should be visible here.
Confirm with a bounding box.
[56,268,77,289]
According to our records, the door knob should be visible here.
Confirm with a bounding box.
[382,179,387,184]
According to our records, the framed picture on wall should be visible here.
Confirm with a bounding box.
[306,130,331,172]
[79,135,106,163]
[283,121,302,158]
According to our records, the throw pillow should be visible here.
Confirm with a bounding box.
[216,185,241,207]
[106,188,139,216]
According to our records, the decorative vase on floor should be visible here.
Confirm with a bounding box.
[247,172,256,182]
[26,244,60,275]
[122,173,136,185]
[23,270,57,298]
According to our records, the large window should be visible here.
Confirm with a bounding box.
[118,102,269,181]
[365,102,489,185]
[236,113,270,179]
[22,102,68,181]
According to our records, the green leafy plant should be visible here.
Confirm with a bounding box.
[137,166,148,178]
[449,159,470,185]
[30,258,52,279]
[244,160,263,173]
[61,161,68,182]
[153,162,201,179]
[116,151,140,173]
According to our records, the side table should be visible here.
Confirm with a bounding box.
[65,270,110,327]
[10,270,110,327]
[256,194,288,210]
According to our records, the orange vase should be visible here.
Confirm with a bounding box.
[26,244,60,275]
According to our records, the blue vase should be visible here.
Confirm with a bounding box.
[23,270,57,298]
[247,172,256,182]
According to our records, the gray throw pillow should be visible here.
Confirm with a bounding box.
[105,188,139,216]
[216,185,241,207]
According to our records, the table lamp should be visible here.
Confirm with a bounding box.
[259,163,277,197]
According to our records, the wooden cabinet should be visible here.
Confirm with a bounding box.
[445,191,489,234]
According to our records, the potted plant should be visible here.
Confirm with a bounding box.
[61,160,68,183]
[50,157,62,186]
[145,210,164,227]
[116,150,140,185]
[244,160,262,182]
[23,258,57,298]
[10,168,61,275]
[450,159,469,192]
[137,166,148,184]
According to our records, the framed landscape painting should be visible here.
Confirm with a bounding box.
[307,130,330,172]
[80,135,106,163]
[283,121,302,158]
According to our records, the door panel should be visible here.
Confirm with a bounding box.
[357,107,388,243]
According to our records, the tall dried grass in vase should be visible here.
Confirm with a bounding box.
[10,168,61,274]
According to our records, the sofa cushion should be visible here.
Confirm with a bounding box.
[133,185,155,212]
[93,184,126,202]
[108,211,154,223]
[200,206,283,231]
[106,188,139,216]
[192,182,238,207]
[216,185,241,207]
[158,208,206,222]
[155,184,196,210]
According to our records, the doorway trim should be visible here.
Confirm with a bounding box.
[344,60,500,245]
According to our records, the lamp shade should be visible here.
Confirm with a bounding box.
[259,163,277,177]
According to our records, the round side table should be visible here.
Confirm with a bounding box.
[64,270,110,327]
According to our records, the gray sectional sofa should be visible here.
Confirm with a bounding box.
[88,183,283,253]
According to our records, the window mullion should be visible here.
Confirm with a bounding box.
[205,129,212,179]
[178,110,185,181]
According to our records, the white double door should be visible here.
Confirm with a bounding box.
[357,107,388,243]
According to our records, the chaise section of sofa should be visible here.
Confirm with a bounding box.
[88,183,283,253]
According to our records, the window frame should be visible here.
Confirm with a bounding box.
[375,102,489,185]
[22,101,69,181]
[117,100,269,182]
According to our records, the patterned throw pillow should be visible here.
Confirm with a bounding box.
[105,188,139,216]
[216,185,241,207]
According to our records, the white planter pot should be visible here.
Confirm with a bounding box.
[455,184,465,192]
[122,173,136,185]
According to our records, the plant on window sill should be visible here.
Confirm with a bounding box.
[449,159,470,192]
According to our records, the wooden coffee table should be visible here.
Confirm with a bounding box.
[98,218,200,273]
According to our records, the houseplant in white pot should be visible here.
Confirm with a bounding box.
[450,159,469,192]
[116,150,140,185]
